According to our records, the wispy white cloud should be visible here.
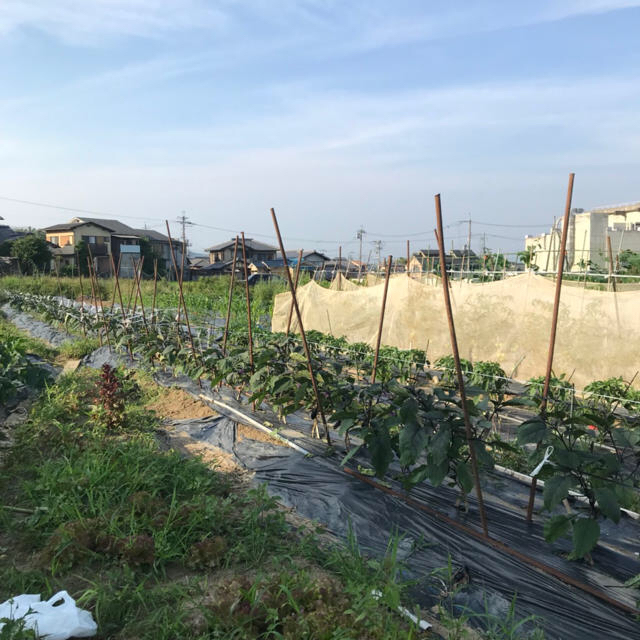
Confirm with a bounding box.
[0,0,228,43]
[2,0,639,48]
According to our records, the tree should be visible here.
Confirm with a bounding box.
[10,234,51,274]
[75,239,90,276]
[517,248,538,270]
[139,237,167,278]
[0,239,13,257]
[618,250,640,275]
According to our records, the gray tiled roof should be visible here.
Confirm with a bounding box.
[206,238,276,252]
[0,225,25,244]
[53,217,173,244]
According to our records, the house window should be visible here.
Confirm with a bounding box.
[49,236,59,245]
[82,235,97,244]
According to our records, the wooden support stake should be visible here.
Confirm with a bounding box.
[76,252,87,337]
[177,237,187,323]
[87,249,111,350]
[371,255,392,384]
[54,258,63,299]
[222,236,239,355]
[286,249,303,334]
[165,222,199,365]
[110,253,122,310]
[435,194,489,538]
[240,232,254,373]
[133,257,149,335]
[526,172,575,522]
[86,256,102,346]
[271,207,330,444]
[125,258,137,312]
[131,257,145,316]
[152,259,158,325]
[607,235,617,293]
[110,253,134,357]
[406,240,410,276]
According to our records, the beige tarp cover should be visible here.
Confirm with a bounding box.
[272,273,640,389]
[329,273,360,291]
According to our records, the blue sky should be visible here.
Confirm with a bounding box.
[1,1,639,257]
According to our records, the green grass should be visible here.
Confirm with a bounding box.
[0,274,291,321]
[0,314,57,361]
[58,337,100,359]
[0,368,436,639]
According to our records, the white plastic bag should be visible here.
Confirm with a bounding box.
[0,590,97,639]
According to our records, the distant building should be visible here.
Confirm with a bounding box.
[0,224,26,247]
[524,202,640,272]
[413,249,479,271]
[206,238,277,265]
[43,217,184,278]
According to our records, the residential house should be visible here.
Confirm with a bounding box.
[0,224,26,248]
[248,249,330,276]
[206,238,277,265]
[43,217,185,278]
[525,202,640,272]
[44,220,114,275]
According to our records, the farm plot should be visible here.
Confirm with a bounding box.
[2,288,640,638]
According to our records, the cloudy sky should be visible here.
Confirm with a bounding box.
[1,1,639,256]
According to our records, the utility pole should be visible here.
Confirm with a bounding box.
[371,240,383,269]
[176,211,194,259]
[356,226,366,268]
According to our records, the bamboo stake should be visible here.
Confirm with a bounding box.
[110,253,122,310]
[177,237,186,323]
[435,194,489,537]
[406,240,410,276]
[222,236,239,355]
[607,235,617,293]
[240,233,254,373]
[54,258,63,299]
[152,259,158,325]
[109,254,127,322]
[165,222,199,365]
[86,250,110,350]
[133,257,149,335]
[131,257,145,316]
[271,207,330,444]
[125,257,138,312]
[76,252,87,337]
[286,249,304,334]
[526,172,575,522]
[371,256,392,384]
[110,253,134,358]
[86,256,102,346]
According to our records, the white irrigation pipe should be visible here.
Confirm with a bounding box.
[494,463,640,521]
[198,393,311,456]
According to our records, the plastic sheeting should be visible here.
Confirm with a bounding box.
[1,303,71,346]
[159,384,640,640]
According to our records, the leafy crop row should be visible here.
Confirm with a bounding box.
[3,290,639,561]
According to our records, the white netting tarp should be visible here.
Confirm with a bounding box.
[272,273,639,389]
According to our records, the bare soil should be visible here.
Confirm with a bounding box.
[146,387,217,420]
[237,422,286,447]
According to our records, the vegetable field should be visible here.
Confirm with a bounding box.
[3,289,639,566]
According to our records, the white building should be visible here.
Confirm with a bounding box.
[525,202,640,272]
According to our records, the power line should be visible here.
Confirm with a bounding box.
[0,195,159,223]
[0,193,536,248]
